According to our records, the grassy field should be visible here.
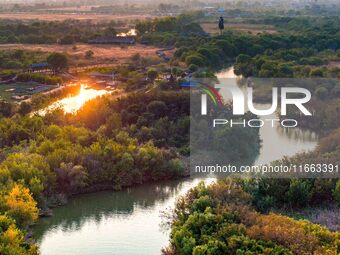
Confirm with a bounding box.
[201,22,277,35]
[0,43,165,68]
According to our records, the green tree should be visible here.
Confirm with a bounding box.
[47,53,68,74]
[287,180,311,207]
[55,163,88,194]
[0,101,12,117]
[315,87,328,100]
[147,68,158,81]
[18,102,32,116]
[1,153,54,191]
[334,180,340,207]
[185,54,205,67]
[147,101,168,118]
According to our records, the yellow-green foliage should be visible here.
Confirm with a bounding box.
[167,180,340,255]
[247,213,340,255]
[0,187,39,255]
[5,184,38,228]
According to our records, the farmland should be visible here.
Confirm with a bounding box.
[0,43,165,67]
[0,12,155,22]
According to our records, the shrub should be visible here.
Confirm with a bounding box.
[188,64,198,72]
[287,180,311,207]
[17,73,62,85]
[5,184,38,227]
[147,68,158,81]
[334,180,340,207]
[85,50,94,59]
[315,86,328,100]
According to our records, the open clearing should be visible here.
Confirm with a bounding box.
[0,12,154,22]
[0,43,165,67]
[201,22,277,35]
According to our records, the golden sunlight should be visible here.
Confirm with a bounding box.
[38,84,110,115]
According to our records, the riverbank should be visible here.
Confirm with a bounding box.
[32,178,211,255]
[31,67,320,255]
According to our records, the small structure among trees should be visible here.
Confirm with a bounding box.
[28,62,51,73]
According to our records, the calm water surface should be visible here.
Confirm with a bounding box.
[33,67,318,255]
[216,67,318,165]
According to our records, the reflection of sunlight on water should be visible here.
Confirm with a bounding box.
[117,29,137,37]
[75,85,87,111]
[39,84,110,115]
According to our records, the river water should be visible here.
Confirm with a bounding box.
[39,84,111,114]
[32,67,318,255]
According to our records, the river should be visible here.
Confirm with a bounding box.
[32,67,318,255]
[39,84,111,114]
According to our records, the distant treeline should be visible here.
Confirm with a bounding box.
[136,12,207,46]
[0,19,122,44]
[247,16,340,33]
[174,28,340,75]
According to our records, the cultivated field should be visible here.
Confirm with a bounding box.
[0,43,165,68]
[201,22,277,35]
[0,12,154,22]
[0,82,51,102]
